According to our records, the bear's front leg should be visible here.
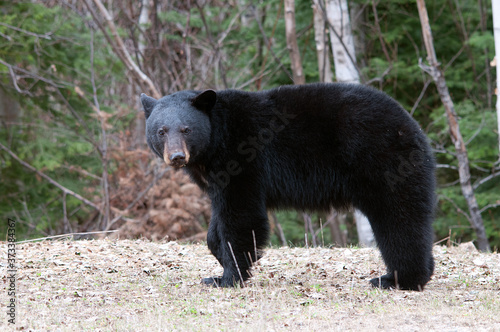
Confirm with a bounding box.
[202,194,269,287]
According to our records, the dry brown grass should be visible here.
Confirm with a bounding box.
[1,239,499,331]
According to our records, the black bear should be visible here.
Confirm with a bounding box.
[140,83,436,291]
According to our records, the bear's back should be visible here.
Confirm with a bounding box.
[215,83,431,210]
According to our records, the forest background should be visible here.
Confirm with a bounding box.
[0,0,499,251]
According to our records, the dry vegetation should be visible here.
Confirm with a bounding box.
[106,146,211,241]
[1,239,499,331]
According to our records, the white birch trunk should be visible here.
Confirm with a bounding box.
[135,0,150,148]
[492,0,500,157]
[325,0,375,247]
[138,0,149,59]
[312,0,333,83]
[354,210,375,247]
[325,0,359,83]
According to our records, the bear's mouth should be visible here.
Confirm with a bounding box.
[172,162,187,168]
[163,141,189,168]
[164,152,188,168]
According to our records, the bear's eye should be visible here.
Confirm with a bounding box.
[181,127,191,134]
[158,129,166,136]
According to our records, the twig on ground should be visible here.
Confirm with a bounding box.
[227,241,245,288]
[16,230,118,244]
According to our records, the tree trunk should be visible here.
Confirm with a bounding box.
[325,0,359,83]
[135,0,150,149]
[354,210,376,247]
[138,0,149,63]
[284,0,305,84]
[303,213,318,247]
[312,0,333,83]
[268,212,287,246]
[326,210,347,246]
[478,0,492,110]
[417,0,490,252]
[492,0,500,158]
[324,0,375,247]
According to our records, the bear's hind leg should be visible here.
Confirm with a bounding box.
[367,213,434,291]
[356,183,435,291]
[353,159,436,291]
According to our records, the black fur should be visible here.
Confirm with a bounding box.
[141,83,436,291]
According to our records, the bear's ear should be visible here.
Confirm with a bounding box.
[192,90,216,112]
[140,93,157,119]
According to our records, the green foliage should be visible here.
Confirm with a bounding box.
[0,2,123,239]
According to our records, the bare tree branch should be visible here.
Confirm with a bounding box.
[1,60,34,97]
[473,171,500,190]
[60,164,101,180]
[0,142,100,211]
[417,0,490,251]
[410,79,432,116]
[479,202,500,214]
[105,164,170,231]
[439,194,473,225]
[365,65,392,86]
[371,1,392,64]
[465,112,487,146]
[436,164,459,170]
[0,22,53,39]
[0,58,99,150]
[253,6,293,83]
[194,1,228,88]
[84,0,161,98]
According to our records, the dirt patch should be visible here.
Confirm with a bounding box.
[1,240,499,331]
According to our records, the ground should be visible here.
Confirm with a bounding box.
[1,239,499,331]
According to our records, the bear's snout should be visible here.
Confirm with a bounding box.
[161,132,190,168]
[169,151,187,168]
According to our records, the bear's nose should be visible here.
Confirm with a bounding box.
[170,152,186,166]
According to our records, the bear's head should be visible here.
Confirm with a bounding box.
[140,90,216,168]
